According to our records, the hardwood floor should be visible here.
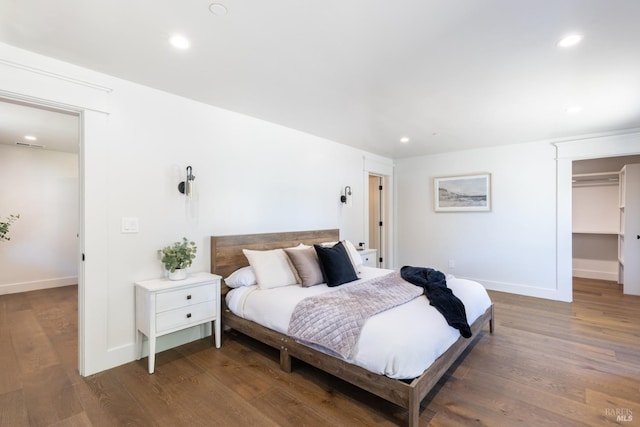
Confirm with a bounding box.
[1,278,638,426]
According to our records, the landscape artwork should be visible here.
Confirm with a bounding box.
[434,174,491,212]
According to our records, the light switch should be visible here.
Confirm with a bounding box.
[121,217,139,233]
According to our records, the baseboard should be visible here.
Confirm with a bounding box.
[572,258,618,282]
[0,276,77,295]
[461,276,571,302]
[83,324,212,376]
[572,268,618,282]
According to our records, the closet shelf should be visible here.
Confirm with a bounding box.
[572,230,618,235]
[572,171,619,187]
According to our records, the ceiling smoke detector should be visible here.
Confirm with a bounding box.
[209,3,228,16]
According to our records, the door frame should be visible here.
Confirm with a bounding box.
[554,131,640,302]
[0,94,86,371]
[363,157,394,269]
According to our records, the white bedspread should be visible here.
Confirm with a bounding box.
[226,266,492,379]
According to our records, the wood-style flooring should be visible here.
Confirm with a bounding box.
[1,277,638,426]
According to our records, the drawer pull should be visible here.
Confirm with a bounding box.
[186,313,192,318]
[187,295,192,300]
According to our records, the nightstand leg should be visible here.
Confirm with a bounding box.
[136,330,142,360]
[148,336,156,374]
[136,331,146,360]
[214,319,221,348]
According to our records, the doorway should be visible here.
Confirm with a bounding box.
[556,135,640,302]
[368,174,389,268]
[572,156,640,281]
[0,97,81,364]
[572,155,640,288]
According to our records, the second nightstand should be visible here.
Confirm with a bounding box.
[359,248,377,268]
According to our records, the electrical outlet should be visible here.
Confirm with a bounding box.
[448,259,455,269]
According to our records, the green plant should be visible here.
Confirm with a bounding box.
[0,214,20,242]
[161,237,197,272]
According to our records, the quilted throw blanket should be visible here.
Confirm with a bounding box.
[287,272,423,359]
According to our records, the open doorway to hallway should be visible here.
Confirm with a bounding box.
[0,97,80,368]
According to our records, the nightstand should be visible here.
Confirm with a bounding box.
[135,272,221,374]
[359,248,377,267]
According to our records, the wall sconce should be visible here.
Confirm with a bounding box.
[178,165,195,199]
[340,185,352,205]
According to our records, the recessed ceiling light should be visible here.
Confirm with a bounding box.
[400,137,410,143]
[566,105,583,114]
[209,3,228,16]
[24,135,37,141]
[557,34,583,48]
[169,34,190,49]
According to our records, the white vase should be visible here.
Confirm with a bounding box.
[169,269,187,281]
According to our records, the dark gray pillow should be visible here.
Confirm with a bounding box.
[314,241,358,287]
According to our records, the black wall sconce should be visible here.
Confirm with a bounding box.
[178,165,195,199]
[340,185,352,204]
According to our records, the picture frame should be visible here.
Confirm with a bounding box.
[434,173,491,212]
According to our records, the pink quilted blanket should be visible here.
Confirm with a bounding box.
[287,272,423,359]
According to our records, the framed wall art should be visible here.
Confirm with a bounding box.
[434,173,491,212]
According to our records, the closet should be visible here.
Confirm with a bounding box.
[572,156,640,295]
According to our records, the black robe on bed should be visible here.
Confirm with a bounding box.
[400,266,472,338]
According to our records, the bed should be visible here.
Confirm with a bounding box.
[210,229,494,426]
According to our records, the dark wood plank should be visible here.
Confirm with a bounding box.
[47,411,93,427]
[21,364,84,427]
[0,389,29,426]
[8,309,60,375]
[0,325,22,394]
[81,371,153,426]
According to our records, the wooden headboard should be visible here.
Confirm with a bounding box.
[210,229,339,283]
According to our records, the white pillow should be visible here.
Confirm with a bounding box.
[242,248,298,289]
[343,240,364,267]
[224,266,257,288]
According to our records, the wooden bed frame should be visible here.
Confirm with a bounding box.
[211,229,494,426]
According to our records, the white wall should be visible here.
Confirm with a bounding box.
[0,144,78,294]
[0,42,392,375]
[572,234,618,281]
[395,141,560,300]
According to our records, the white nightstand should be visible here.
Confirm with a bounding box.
[359,249,377,267]
[135,271,221,374]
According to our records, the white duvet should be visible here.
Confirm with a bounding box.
[226,266,492,379]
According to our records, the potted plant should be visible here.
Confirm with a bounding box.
[161,237,197,280]
[0,214,20,242]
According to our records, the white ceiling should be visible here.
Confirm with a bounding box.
[1,0,639,158]
[0,100,79,153]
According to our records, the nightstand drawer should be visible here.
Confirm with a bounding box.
[156,301,216,333]
[156,284,216,312]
